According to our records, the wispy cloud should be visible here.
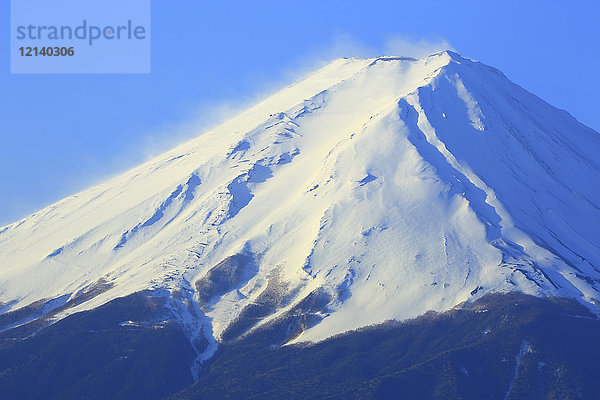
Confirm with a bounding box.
[303,32,455,62]
[137,100,249,160]
[383,34,455,58]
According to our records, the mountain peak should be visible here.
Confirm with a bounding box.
[1,52,599,353]
[341,49,463,62]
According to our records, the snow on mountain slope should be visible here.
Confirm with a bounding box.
[1,51,599,350]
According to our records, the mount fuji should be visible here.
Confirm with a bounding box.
[1,51,600,399]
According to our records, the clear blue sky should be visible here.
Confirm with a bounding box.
[1,0,599,226]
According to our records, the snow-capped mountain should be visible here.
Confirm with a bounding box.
[1,50,600,367]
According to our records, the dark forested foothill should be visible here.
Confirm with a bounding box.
[1,291,599,399]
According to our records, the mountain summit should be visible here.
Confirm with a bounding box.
[1,51,600,379]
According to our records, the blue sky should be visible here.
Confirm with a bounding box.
[1,0,599,226]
